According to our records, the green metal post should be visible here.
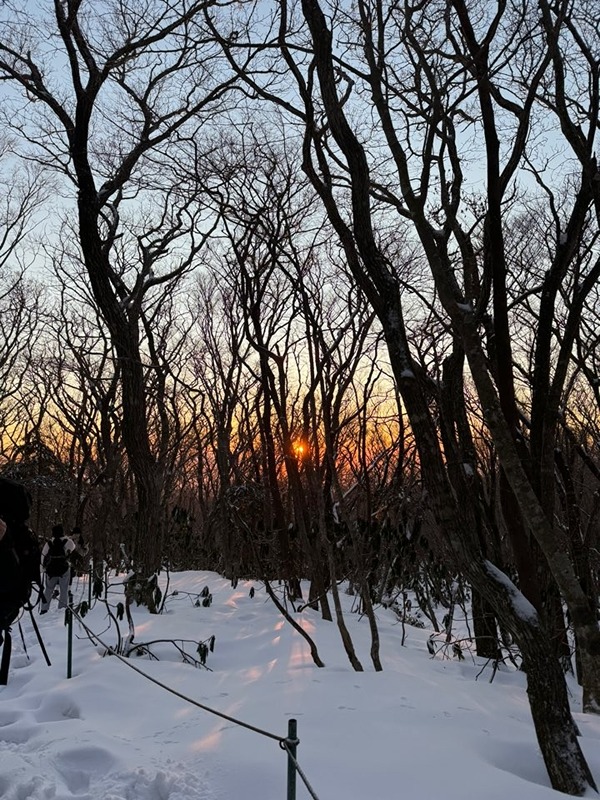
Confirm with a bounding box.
[66,607,73,679]
[286,718,298,800]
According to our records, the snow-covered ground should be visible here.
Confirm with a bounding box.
[0,571,598,799]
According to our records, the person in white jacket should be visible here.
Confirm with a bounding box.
[40,524,76,613]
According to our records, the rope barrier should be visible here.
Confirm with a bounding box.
[69,608,284,744]
[68,606,323,800]
[282,740,321,800]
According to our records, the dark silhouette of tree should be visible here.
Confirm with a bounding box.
[205,0,600,791]
[0,0,238,599]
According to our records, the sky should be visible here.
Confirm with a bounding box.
[1,571,599,800]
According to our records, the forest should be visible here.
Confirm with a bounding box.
[0,1,599,794]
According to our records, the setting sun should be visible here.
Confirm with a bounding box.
[292,441,307,459]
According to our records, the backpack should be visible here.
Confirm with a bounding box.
[0,523,41,629]
[44,537,69,577]
[0,478,39,631]
[0,477,44,685]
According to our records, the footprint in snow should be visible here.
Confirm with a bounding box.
[34,694,82,723]
[55,745,118,794]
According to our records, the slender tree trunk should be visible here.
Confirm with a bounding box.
[326,542,363,671]
[360,581,382,671]
[78,203,164,579]
[263,579,325,668]
[471,588,500,660]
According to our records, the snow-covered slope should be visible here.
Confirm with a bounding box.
[0,571,598,799]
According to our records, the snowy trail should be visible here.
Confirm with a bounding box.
[0,572,599,799]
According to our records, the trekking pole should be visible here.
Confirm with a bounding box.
[66,606,73,678]
[88,561,92,606]
[27,605,51,667]
[0,628,12,685]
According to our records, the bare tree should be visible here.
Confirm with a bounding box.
[204,0,600,792]
[0,0,238,596]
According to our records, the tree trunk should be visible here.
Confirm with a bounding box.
[459,318,600,712]
[263,579,325,668]
[521,625,596,795]
[326,542,363,671]
[472,562,597,796]
[471,588,500,660]
[279,0,600,788]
